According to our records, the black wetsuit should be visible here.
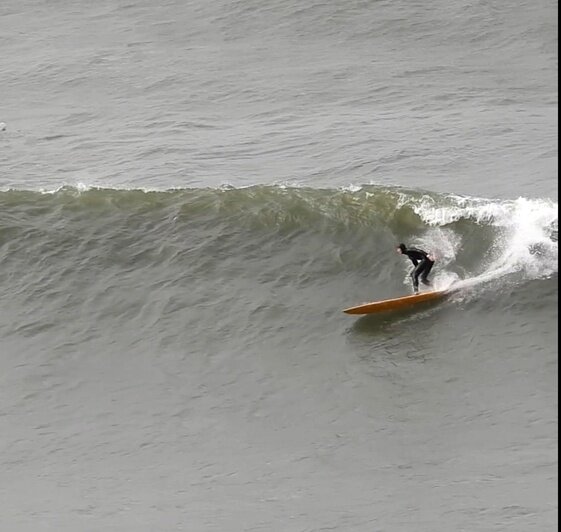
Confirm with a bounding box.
[403,247,434,292]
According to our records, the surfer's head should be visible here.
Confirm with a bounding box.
[396,243,407,254]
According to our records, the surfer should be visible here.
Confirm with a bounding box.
[396,243,435,293]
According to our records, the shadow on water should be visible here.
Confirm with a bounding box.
[347,298,449,337]
[344,299,459,368]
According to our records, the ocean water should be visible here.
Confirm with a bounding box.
[0,1,557,531]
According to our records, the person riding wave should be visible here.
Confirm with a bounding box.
[396,243,435,293]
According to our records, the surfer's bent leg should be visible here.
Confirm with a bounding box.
[411,263,423,292]
[420,260,434,285]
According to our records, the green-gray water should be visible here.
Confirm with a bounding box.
[0,0,557,530]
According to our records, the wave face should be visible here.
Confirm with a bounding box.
[1,183,557,354]
[1,184,557,289]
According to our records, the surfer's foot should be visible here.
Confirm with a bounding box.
[421,279,431,286]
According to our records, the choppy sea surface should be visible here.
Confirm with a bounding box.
[0,1,557,531]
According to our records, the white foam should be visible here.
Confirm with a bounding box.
[409,195,558,290]
[37,182,98,194]
[339,183,364,193]
[479,197,558,280]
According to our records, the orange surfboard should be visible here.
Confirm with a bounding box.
[343,289,449,315]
